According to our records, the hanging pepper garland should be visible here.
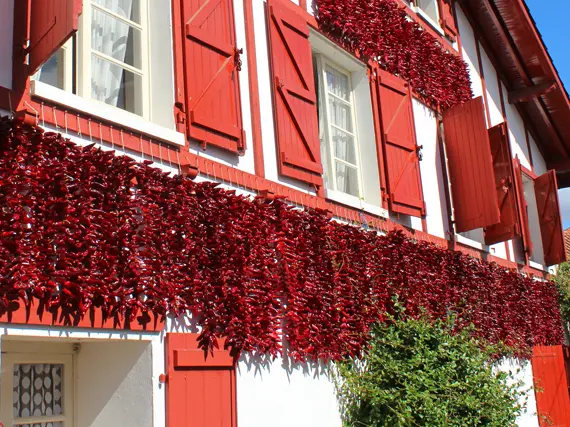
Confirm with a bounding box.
[0,118,563,360]
[314,0,473,109]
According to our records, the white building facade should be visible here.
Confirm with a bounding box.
[0,0,569,425]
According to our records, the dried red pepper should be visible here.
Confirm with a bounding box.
[0,117,562,361]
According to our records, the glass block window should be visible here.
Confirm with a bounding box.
[12,364,64,427]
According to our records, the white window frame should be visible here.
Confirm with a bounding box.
[32,0,151,119]
[1,351,74,426]
[79,0,151,119]
[314,54,364,200]
[413,0,445,36]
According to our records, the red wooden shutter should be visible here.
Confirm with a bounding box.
[375,69,425,217]
[27,0,82,75]
[513,157,533,256]
[166,333,236,427]
[437,0,458,41]
[535,170,566,266]
[182,0,245,153]
[484,123,520,245]
[532,346,570,427]
[267,0,323,187]
[442,97,499,233]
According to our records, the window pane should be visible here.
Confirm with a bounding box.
[34,50,64,90]
[93,0,141,23]
[325,66,350,101]
[332,128,357,165]
[91,55,143,115]
[328,97,353,132]
[13,364,64,419]
[335,162,360,196]
[418,0,439,22]
[91,7,142,69]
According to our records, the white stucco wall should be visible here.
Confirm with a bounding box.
[237,355,342,427]
[76,341,153,427]
[497,359,540,427]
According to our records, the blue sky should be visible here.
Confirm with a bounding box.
[525,0,570,228]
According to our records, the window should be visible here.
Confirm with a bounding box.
[314,55,363,198]
[415,0,440,25]
[85,0,148,116]
[0,344,74,427]
[522,174,545,266]
[31,0,175,130]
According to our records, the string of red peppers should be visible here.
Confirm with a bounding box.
[0,118,563,360]
[314,0,473,109]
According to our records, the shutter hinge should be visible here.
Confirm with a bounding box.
[159,373,168,384]
[416,145,423,161]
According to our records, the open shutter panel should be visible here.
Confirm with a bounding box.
[442,97,499,233]
[27,0,82,75]
[513,158,533,257]
[531,346,570,426]
[267,0,323,187]
[375,70,425,217]
[484,123,520,245]
[437,0,458,41]
[182,0,245,153]
[166,333,236,427]
[535,170,566,266]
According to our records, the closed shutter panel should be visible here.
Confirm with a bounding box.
[484,123,520,245]
[27,0,82,75]
[513,157,533,256]
[531,346,570,427]
[437,0,458,41]
[375,70,425,217]
[267,0,323,187]
[166,333,236,427]
[535,170,566,266]
[442,97,499,233]
[182,0,245,153]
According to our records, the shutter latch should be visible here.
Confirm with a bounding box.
[174,102,186,125]
[416,145,423,161]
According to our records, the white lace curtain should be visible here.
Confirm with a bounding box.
[91,0,134,108]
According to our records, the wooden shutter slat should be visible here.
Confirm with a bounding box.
[535,170,566,266]
[484,123,520,245]
[442,97,500,233]
[532,346,570,426]
[513,157,533,256]
[376,69,425,217]
[267,0,323,186]
[182,0,245,153]
[27,0,82,75]
[174,349,234,368]
[166,333,236,427]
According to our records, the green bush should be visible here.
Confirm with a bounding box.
[334,318,525,426]
[553,262,570,327]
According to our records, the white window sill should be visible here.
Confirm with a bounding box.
[413,7,445,38]
[528,260,545,271]
[30,80,185,147]
[455,234,488,251]
[326,189,389,219]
